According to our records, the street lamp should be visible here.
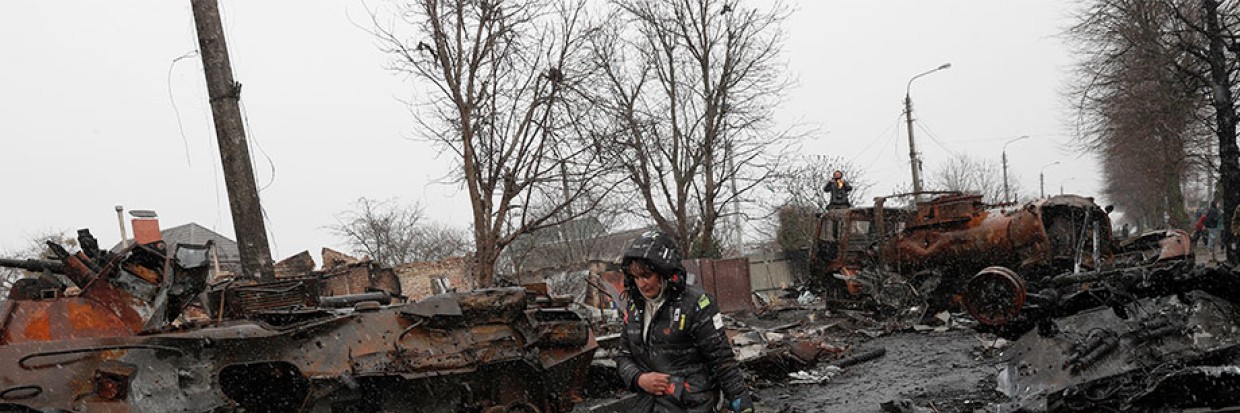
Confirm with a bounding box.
[1040,161,1060,198]
[1002,135,1030,204]
[1060,177,1077,196]
[904,62,952,197]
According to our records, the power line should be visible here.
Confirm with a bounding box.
[167,50,200,166]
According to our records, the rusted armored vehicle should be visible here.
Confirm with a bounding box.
[0,229,595,412]
[809,192,1189,326]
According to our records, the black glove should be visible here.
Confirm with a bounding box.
[729,394,754,413]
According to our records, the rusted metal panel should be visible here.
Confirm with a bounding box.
[688,258,754,313]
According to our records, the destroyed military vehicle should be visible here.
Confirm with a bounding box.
[808,192,1191,330]
[991,262,1240,412]
[0,228,595,413]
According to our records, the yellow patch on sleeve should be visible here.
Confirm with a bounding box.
[679,314,686,330]
[697,294,711,309]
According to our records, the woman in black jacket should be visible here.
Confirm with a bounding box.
[614,232,754,413]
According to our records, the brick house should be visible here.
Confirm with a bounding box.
[395,255,474,300]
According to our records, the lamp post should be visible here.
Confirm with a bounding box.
[1002,135,1030,204]
[1060,177,1077,195]
[1040,161,1060,198]
[904,62,952,197]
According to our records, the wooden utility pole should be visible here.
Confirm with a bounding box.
[190,0,276,281]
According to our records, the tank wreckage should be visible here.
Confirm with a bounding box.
[808,192,1190,324]
[0,229,595,412]
[807,191,1240,411]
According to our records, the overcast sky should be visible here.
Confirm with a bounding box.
[0,1,1092,262]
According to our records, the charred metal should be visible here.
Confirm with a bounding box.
[0,229,595,413]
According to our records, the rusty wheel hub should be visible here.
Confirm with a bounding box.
[963,266,1027,326]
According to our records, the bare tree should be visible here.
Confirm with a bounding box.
[369,0,619,285]
[1067,0,1240,242]
[929,153,1020,203]
[499,189,632,275]
[592,0,794,258]
[767,155,872,210]
[750,155,870,252]
[1068,0,1203,230]
[1174,0,1240,262]
[331,198,469,266]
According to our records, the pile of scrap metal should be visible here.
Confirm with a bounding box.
[727,317,846,381]
[808,193,1190,320]
[991,262,1240,411]
[0,229,595,412]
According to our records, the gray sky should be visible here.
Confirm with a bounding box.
[0,1,1094,261]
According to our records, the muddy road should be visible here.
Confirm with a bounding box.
[756,329,1002,412]
[577,328,1004,413]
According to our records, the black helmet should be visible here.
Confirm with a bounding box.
[621,231,684,277]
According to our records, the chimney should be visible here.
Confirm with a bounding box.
[129,210,162,245]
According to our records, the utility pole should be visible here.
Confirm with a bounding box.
[1002,151,1010,202]
[727,141,742,256]
[1039,171,1045,198]
[191,0,276,281]
[904,96,923,196]
[1039,161,1059,199]
[904,63,951,198]
[1002,135,1029,204]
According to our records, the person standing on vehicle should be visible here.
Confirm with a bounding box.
[615,232,754,413]
[823,170,853,208]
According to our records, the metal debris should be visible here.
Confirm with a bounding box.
[0,228,596,412]
[992,269,1240,412]
[808,193,1187,317]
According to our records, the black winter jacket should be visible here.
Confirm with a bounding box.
[824,178,852,206]
[615,274,749,412]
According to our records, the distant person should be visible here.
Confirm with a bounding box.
[823,170,853,208]
[1191,204,1207,247]
[614,232,753,413]
[1231,203,1240,259]
[1193,212,1208,248]
[1205,201,1222,260]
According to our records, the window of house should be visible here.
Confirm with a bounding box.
[431,275,453,295]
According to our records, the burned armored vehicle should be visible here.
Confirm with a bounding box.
[991,263,1240,412]
[808,192,1189,324]
[0,229,595,412]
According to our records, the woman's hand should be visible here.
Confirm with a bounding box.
[637,372,671,395]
